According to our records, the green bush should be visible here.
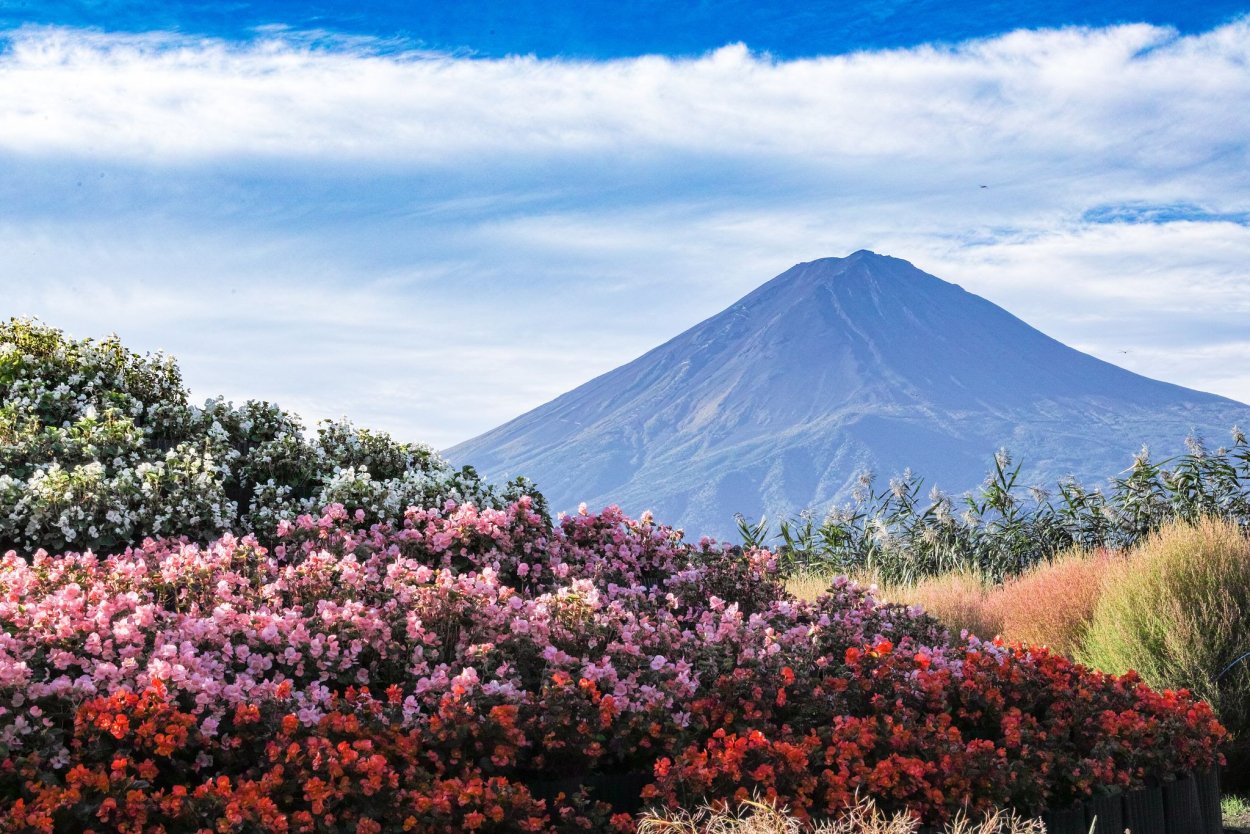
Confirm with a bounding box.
[0,318,545,554]
[1078,517,1250,776]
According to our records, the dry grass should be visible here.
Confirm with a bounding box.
[887,570,1002,640]
[637,797,818,834]
[989,548,1118,655]
[786,549,1119,653]
[786,570,844,603]
[940,809,1046,834]
[785,569,1002,641]
[636,795,1045,834]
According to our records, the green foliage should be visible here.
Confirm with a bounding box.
[748,437,1250,584]
[0,318,547,554]
[1077,518,1250,779]
[1223,794,1250,827]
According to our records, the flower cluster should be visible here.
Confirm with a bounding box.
[0,318,536,555]
[647,638,1226,821]
[0,498,1226,832]
[4,682,633,834]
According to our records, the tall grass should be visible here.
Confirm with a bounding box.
[787,569,1002,642]
[991,548,1117,656]
[785,570,848,604]
[744,431,1250,583]
[787,548,1116,655]
[1079,517,1250,773]
[882,570,1002,642]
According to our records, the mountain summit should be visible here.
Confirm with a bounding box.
[447,252,1250,539]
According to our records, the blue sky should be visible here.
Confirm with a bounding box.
[6,1,1248,57]
[3,1,1250,451]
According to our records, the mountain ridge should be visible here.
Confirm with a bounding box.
[446,252,1249,539]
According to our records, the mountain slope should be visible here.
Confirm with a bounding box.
[446,251,1250,539]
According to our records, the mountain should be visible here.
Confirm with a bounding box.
[445,251,1250,540]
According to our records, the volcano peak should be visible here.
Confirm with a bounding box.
[447,254,1249,540]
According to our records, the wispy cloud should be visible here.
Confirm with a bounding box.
[2,21,1248,448]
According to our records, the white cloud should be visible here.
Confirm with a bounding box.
[895,221,1250,399]
[2,22,1248,178]
[1,21,1248,448]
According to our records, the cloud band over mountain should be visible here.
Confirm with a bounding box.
[1,21,1248,448]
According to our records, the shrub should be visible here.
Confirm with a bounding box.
[1,682,626,834]
[647,639,1225,821]
[0,318,540,554]
[1078,517,1250,777]
[989,548,1116,656]
[0,503,1227,830]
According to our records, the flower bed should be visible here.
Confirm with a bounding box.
[0,500,1227,832]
